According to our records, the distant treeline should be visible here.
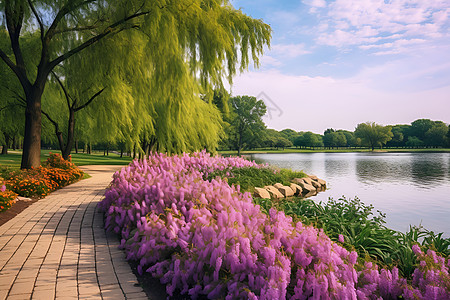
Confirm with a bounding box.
[220,118,450,151]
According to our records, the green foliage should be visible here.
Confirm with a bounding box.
[406,136,424,148]
[225,96,267,155]
[274,136,293,149]
[254,196,450,278]
[425,121,448,147]
[293,131,324,149]
[355,122,393,150]
[207,166,306,192]
[410,119,434,141]
[1,0,272,168]
[323,131,347,148]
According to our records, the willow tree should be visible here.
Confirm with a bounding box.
[0,0,271,169]
[355,122,393,151]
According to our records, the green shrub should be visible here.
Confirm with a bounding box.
[207,166,306,191]
[254,196,450,278]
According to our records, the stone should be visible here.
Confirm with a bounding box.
[296,181,316,194]
[301,177,314,185]
[303,191,318,198]
[17,196,32,202]
[254,187,271,199]
[317,178,326,187]
[290,183,303,195]
[309,174,319,180]
[310,180,322,189]
[273,183,284,189]
[264,186,284,199]
[292,178,305,185]
[278,186,294,197]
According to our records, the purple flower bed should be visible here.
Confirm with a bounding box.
[100,151,450,299]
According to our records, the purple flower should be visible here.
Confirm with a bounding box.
[99,151,450,300]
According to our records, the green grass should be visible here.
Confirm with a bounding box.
[206,166,307,192]
[0,150,133,169]
[219,147,450,155]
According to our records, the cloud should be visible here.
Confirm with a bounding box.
[271,43,311,58]
[303,0,327,8]
[311,0,450,54]
[260,55,282,67]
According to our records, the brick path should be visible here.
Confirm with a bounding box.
[0,165,148,300]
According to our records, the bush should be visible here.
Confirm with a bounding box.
[1,153,84,200]
[0,184,17,212]
[254,196,450,278]
[206,166,306,191]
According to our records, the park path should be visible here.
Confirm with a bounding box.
[0,165,148,300]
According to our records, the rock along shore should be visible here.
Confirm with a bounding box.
[254,175,326,199]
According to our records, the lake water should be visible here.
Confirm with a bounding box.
[251,152,450,236]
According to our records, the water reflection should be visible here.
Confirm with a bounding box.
[252,152,450,235]
[355,154,412,185]
[324,157,350,178]
[410,154,446,187]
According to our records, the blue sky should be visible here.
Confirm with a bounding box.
[230,0,450,134]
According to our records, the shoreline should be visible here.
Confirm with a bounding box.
[219,148,450,155]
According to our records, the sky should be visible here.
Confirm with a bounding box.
[229,0,450,134]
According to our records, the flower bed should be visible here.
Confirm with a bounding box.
[0,184,17,212]
[100,151,450,299]
[0,153,84,202]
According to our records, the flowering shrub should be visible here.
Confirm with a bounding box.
[2,153,84,199]
[45,152,76,170]
[101,151,450,299]
[0,184,17,212]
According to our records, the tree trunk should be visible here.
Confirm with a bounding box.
[1,134,10,155]
[12,135,16,150]
[62,109,75,160]
[21,90,42,169]
[75,140,78,154]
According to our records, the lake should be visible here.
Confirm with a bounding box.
[251,152,450,236]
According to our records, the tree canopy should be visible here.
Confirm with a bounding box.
[355,122,393,151]
[226,95,267,156]
[0,0,271,168]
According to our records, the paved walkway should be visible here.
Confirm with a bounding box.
[0,165,148,300]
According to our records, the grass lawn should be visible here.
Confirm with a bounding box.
[0,150,133,169]
[219,147,450,155]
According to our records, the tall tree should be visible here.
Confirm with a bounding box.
[323,131,346,149]
[228,96,266,156]
[354,122,393,151]
[424,121,448,147]
[303,132,323,149]
[410,119,434,142]
[0,0,271,168]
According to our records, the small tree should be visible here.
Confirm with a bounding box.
[228,96,267,156]
[354,122,393,151]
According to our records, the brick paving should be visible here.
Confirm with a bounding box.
[0,165,148,300]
